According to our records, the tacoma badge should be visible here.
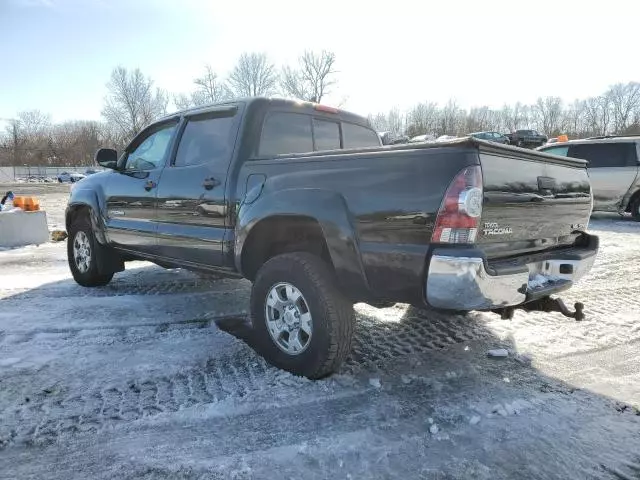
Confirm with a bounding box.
[483,222,512,236]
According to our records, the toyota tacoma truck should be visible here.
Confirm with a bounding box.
[66,97,598,378]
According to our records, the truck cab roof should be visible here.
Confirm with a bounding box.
[157,97,371,128]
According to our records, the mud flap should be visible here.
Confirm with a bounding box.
[95,242,125,275]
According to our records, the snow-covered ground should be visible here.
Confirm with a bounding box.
[1,186,639,479]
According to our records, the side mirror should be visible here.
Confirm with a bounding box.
[95,148,118,170]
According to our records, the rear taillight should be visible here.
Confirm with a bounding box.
[432,165,483,244]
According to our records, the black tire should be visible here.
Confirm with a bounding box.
[67,215,114,287]
[250,252,355,379]
[631,197,640,222]
[516,140,524,148]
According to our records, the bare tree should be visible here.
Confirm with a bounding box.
[367,113,389,132]
[405,102,438,137]
[280,50,337,103]
[533,97,563,135]
[584,96,611,136]
[194,64,229,104]
[172,93,195,111]
[500,102,529,132]
[386,107,405,135]
[438,99,462,136]
[607,82,640,133]
[101,66,168,140]
[228,53,277,97]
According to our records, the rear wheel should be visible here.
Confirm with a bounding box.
[67,215,114,287]
[631,197,640,222]
[250,252,355,379]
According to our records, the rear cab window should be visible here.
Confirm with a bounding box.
[260,112,313,156]
[313,118,341,151]
[342,122,381,149]
[259,112,381,157]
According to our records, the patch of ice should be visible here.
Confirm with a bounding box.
[429,424,439,434]
[369,378,381,389]
[0,357,22,367]
[469,415,481,425]
[491,404,509,417]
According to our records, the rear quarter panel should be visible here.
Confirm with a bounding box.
[234,146,479,303]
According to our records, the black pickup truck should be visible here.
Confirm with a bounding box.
[66,97,598,378]
[506,129,548,148]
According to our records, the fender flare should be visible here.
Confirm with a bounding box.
[235,188,369,296]
[66,188,108,245]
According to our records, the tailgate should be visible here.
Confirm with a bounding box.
[478,144,592,259]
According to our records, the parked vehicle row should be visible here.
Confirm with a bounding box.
[402,130,547,148]
[66,97,598,379]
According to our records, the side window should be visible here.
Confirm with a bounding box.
[342,122,381,149]
[568,143,635,168]
[174,115,235,167]
[260,113,313,156]
[313,119,340,151]
[542,146,569,156]
[125,123,176,171]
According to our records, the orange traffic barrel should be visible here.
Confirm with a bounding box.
[13,196,40,211]
[24,196,40,211]
[12,196,26,210]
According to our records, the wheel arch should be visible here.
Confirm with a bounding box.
[66,190,108,245]
[235,189,369,301]
[624,188,640,213]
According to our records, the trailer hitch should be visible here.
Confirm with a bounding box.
[494,296,585,321]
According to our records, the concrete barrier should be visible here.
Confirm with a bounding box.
[0,210,49,248]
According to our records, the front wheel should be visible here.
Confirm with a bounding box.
[250,252,355,379]
[67,216,114,287]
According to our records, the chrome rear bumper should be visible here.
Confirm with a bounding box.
[425,237,598,311]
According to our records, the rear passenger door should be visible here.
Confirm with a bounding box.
[568,143,639,210]
[154,106,241,267]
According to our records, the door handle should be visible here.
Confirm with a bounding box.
[202,177,220,190]
[144,180,157,191]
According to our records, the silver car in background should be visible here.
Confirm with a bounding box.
[538,135,640,220]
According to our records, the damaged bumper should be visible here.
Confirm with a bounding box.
[425,234,599,311]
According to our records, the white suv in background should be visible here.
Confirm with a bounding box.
[538,136,640,220]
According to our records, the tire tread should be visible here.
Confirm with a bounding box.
[251,252,354,379]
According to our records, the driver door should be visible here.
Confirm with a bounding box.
[104,119,178,255]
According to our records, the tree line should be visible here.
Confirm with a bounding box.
[0,51,337,167]
[1,48,639,167]
[370,82,640,140]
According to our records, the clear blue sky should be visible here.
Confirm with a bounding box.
[1,0,638,124]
